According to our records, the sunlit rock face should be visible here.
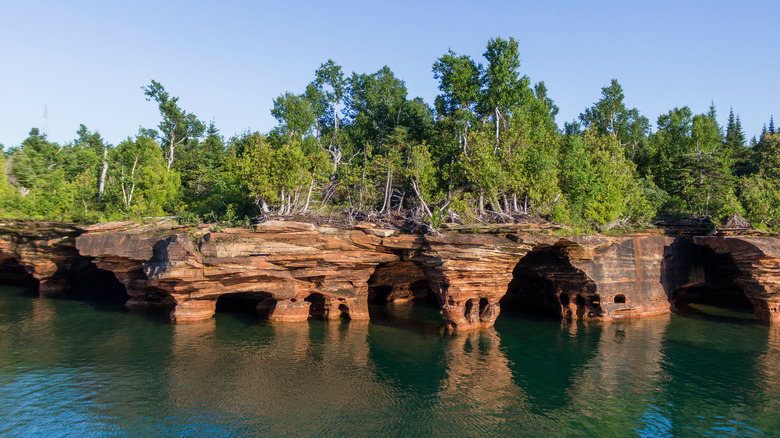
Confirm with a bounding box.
[3,219,780,330]
[416,234,532,330]
[694,236,780,323]
[77,222,405,323]
[508,235,677,322]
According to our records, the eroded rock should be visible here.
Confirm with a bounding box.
[694,236,780,323]
[3,219,779,331]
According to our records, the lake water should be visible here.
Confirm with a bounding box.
[1,285,779,437]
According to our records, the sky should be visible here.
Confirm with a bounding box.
[1,0,778,149]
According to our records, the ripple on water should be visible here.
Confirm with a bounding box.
[2,286,780,436]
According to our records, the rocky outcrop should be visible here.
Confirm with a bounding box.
[554,235,676,320]
[505,235,677,322]
[694,236,780,323]
[76,222,405,323]
[415,234,532,330]
[3,220,780,330]
[0,221,87,295]
[73,231,175,308]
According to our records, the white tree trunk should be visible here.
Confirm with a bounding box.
[97,147,108,202]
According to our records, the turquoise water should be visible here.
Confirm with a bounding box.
[1,286,779,437]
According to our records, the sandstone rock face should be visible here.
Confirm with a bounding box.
[694,236,780,323]
[4,219,780,330]
[74,232,175,308]
[0,221,87,295]
[509,235,677,321]
[368,261,430,303]
[416,234,532,330]
[77,222,402,323]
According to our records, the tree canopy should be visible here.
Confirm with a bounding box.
[1,38,775,232]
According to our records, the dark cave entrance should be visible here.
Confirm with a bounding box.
[501,246,602,321]
[68,262,128,307]
[0,256,38,291]
[672,245,755,319]
[216,291,276,319]
[305,292,327,319]
[366,262,440,324]
[368,279,437,306]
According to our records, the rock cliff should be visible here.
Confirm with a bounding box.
[694,236,780,322]
[2,220,779,330]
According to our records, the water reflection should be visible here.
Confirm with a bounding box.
[2,285,780,436]
[168,319,397,436]
[433,330,528,436]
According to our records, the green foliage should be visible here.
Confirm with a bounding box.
[106,135,180,218]
[739,175,780,228]
[560,130,645,225]
[2,38,776,232]
[142,80,205,170]
[579,79,650,163]
[271,92,316,141]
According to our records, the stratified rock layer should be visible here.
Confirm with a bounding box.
[0,222,86,295]
[416,234,531,330]
[509,235,676,321]
[694,236,780,322]
[2,220,779,330]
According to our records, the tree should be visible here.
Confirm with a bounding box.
[479,37,530,145]
[724,108,751,175]
[68,124,109,202]
[432,50,482,152]
[109,134,180,216]
[306,60,347,174]
[142,80,205,171]
[271,92,316,141]
[559,129,644,225]
[579,79,650,162]
[346,66,409,152]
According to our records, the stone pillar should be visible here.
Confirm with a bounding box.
[341,296,370,320]
[747,297,780,323]
[419,234,530,331]
[170,299,217,323]
[438,296,500,331]
[268,299,310,322]
[319,296,370,321]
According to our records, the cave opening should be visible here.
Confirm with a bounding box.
[367,263,435,304]
[338,303,350,319]
[0,256,38,292]
[368,264,437,305]
[501,246,602,321]
[68,262,128,308]
[216,291,276,319]
[305,293,327,319]
[367,262,441,327]
[673,245,755,319]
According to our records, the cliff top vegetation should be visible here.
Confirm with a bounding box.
[1,38,778,234]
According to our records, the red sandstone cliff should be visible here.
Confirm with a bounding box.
[2,220,779,330]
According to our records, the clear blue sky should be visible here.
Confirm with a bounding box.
[1,0,778,149]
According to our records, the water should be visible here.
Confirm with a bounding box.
[1,285,779,437]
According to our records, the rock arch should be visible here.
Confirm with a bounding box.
[694,236,780,323]
[502,245,602,321]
